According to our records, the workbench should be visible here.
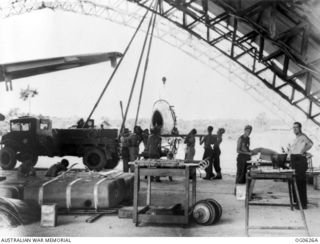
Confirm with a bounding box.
[245,168,310,236]
[130,159,198,226]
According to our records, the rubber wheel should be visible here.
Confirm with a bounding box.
[0,147,17,170]
[83,148,106,171]
[105,152,119,169]
[206,198,222,224]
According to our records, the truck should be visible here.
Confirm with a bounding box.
[0,116,119,171]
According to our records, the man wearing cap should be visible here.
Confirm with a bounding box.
[288,122,313,209]
[236,125,255,184]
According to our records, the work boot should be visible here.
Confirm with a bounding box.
[213,173,222,180]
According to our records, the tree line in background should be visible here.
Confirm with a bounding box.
[0,108,283,138]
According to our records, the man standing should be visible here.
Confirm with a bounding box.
[120,128,130,172]
[288,122,313,209]
[212,128,225,180]
[236,125,254,184]
[146,128,162,182]
[184,128,197,161]
[200,126,216,180]
[128,126,143,171]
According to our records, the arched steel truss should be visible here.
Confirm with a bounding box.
[1,0,319,131]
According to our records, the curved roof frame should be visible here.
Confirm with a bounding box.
[132,0,320,127]
[1,0,320,128]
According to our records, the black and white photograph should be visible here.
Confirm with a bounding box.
[0,0,319,240]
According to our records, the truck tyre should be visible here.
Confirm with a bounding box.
[0,147,17,170]
[83,148,107,171]
[105,152,119,169]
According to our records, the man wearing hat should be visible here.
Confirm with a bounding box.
[236,125,255,184]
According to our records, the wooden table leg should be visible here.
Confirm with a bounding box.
[248,179,255,200]
[293,177,310,236]
[147,175,151,206]
[133,165,139,226]
[184,166,190,224]
[288,180,294,211]
[192,169,196,206]
[245,176,251,237]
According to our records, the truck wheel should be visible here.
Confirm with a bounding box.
[83,148,107,171]
[0,147,17,170]
[105,152,119,169]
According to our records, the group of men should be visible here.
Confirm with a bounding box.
[120,121,313,209]
[200,126,226,180]
[235,122,313,209]
[183,126,226,180]
[120,126,162,174]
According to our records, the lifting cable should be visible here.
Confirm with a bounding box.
[120,1,157,133]
[83,1,153,128]
[134,1,158,126]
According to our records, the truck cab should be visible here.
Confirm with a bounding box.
[0,117,53,169]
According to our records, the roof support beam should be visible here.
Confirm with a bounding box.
[231,17,238,57]
[262,49,283,62]
[236,31,258,44]
[258,35,264,61]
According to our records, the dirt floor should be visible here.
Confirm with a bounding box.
[0,169,319,237]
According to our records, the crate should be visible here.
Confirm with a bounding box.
[314,174,320,190]
[41,204,57,227]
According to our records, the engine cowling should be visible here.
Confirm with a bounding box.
[150,99,177,135]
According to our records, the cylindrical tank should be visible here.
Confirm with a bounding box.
[150,99,176,135]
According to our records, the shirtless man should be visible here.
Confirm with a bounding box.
[200,126,216,180]
[236,125,255,184]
